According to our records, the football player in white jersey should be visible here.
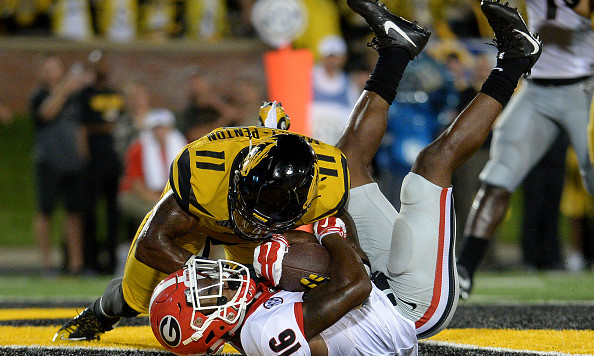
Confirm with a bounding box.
[149,0,543,354]
[457,0,594,299]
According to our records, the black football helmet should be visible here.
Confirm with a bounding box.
[229,134,319,240]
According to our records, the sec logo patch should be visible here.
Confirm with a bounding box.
[159,315,182,347]
[264,297,284,309]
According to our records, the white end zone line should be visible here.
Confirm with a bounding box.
[420,340,593,356]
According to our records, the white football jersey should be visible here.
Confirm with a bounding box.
[320,285,418,356]
[526,0,594,79]
[240,285,417,356]
[241,290,310,356]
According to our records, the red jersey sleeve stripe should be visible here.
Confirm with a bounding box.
[415,187,448,328]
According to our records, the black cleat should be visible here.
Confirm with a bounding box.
[53,305,120,341]
[481,0,542,74]
[457,264,473,300]
[347,0,430,58]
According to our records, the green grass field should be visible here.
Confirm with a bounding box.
[0,117,35,247]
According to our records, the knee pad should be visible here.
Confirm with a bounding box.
[387,215,413,276]
[400,173,426,206]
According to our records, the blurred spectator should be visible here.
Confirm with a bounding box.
[347,55,374,93]
[94,0,138,41]
[229,72,265,126]
[443,51,473,99]
[293,0,343,61]
[227,0,255,37]
[310,35,359,145]
[52,0,93,40]
[79,50,125,275]
[114,82,152,160]
[139,0,178,40]
[0,0,51,35]
[454,52,494,113]
[429,0,491,39]
[30,54,92,275]
[185,0,229,41]
[177,67,236,142]
[118,108,186,226]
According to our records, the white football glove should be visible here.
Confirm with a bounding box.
[253,234,289,286]
[313,216,347,244]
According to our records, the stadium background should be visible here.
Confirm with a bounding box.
[0,0,592,355]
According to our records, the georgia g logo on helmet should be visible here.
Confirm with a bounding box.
[159,315,182,347]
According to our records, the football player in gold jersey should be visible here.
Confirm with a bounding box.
[54,100,350,341]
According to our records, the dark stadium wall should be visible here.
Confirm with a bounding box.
[0,37,268,114]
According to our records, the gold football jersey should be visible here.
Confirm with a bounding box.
[168,126,350,235]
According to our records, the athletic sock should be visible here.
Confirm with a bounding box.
[479,57,531,107]
[93,298,120,322]
[457,235,490,278]
[364,46,411,104]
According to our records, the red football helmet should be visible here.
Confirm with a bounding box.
[149,259,256,355]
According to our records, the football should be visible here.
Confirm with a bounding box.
[278,230,331,292]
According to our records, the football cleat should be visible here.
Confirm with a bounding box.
[457,264,473,300]
[347,0,430,58]
[53,305,119,341]
[481,0,542,74]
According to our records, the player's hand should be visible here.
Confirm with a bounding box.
[313,216,347,244]
[300,273,329,290]
[253,234,288,286]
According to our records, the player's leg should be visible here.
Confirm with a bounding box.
[337,0,430,189]
[34,162,58,272]
[559,82,594,194]
[63,172,86,274]
[457,83,561,298]
[338,0,430,268]
[386,0,543,337]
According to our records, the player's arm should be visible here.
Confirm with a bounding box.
[134,191,200,274]
[39,70,93,121]
[301,218,372,340]
[335,208,370,268]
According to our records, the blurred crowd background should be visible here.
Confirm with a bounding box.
[0,0,592,277]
